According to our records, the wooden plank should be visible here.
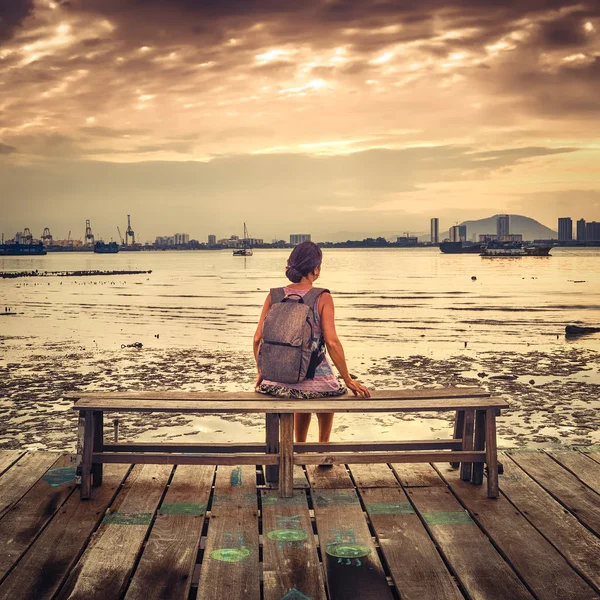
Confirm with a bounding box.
[263,465,309,490]
[80,411,94,499]
[279,413,294,498]
[104,442,267,453]
[0,451,24,477]
[549,450,600,495]
[499,455,600,591]
[73,396,509,413]
[261,489,327,600]
[124,465,215,600]
[0,464,130,600]
[265,413,279,483]
[450,410,464,468]
[56,464,172,600]
[509,451,600,536]
[312,488,394,600]
[391,463,445,487]
[348,463,399,488]
[92,411,104,486]
[296,451,485,465]
[0,454,76,581]
[297,440,462,452]
[95,452,278,465]
[471,410,486,485]
[407,486,534,600]
[360,486,463,600]
[436,462,599,600]
[196,465,260,600]
[0,451,60,519]
[71,387,490,401]
[305,465,354,489]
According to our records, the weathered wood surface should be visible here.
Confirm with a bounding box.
[312,487,394,600]
[71,387,490,401]
[124,465,215,600]
[94,451,278,465]
[391,462,445,487]
[436,462,600,599]
[0,454,76,580]
[263,465,309,489]
[261,489,327,600]
[509,451,600,536]
[0,451,60,519]
[498,454,600,592]
[549,450,600,495]
[196,465,260,600]
[407,486,534,599]
[73,396,508,413]
[0,464,130,600]
[0,450,24,476]
[56,464,172,600]
[361,486,463,600]
[296,450,485,465]
[3,449,600,600]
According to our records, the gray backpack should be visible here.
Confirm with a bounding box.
[258,287,329,384]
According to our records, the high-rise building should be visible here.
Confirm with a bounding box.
[208,234,216,246]
[449,225,466,242]
[586,221,600,242]
[558,218,573,242]
[576,219,587,242]
[497,214,510,239]
[290,234,311,245]
[430,218,439,244]
[174,233,190,245]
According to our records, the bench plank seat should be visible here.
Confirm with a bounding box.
[73,396,508,413]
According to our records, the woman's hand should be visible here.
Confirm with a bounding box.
[345,378,371,398]
[255,372,264,390]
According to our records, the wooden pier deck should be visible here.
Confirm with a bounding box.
[1,449,600,600]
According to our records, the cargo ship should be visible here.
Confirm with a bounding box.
[94,241,120,254]
[439,241,482,254]
[481,243,552,257]
[0,242,47,256]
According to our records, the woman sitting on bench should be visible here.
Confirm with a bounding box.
[254,241,370,445]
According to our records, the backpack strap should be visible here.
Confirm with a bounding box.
[269,287,286,304]
[302,287,330,309]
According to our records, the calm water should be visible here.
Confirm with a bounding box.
[1,247,599,358]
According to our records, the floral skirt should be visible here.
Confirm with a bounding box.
[257,382,347,399]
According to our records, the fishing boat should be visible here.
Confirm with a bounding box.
[0,242,47,256]
[233,223,253,256]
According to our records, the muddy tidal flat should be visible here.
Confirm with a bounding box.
[1,337,598,452]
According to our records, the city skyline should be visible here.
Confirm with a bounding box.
[1,0,599,239]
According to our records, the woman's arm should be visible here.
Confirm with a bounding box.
[253,293,271,385]
[320,293,370,398]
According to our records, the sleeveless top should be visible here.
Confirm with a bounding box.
[261,286,342,392]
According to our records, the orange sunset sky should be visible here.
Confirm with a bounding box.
[1,0,599,241]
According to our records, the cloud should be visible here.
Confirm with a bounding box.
[0,0,34,43]
[0,142,17,154]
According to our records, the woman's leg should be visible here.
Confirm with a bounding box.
[295,413,312,442]
[317,412,334,443]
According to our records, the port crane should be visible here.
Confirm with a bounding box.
[125,214,135,246]
[42,227,53,245]
[117,227,124,245]
[85,219,95,245]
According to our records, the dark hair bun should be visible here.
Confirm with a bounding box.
[285,266,303,283]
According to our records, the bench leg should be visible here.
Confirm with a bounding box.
[265,413,280,484]
[450,410,464,468]
[460,410,475,481]
[80,411,94,500]
[92,411,104,487]
[471,410,485,485]
[279,413,294,498]
[486,408,499,498]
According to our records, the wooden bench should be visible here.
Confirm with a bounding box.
[71,387,507,500]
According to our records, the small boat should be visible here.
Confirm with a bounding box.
[0,242,47,256]
[94,241,120,254]
[481,242,552,257]
[233,223,253,256]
